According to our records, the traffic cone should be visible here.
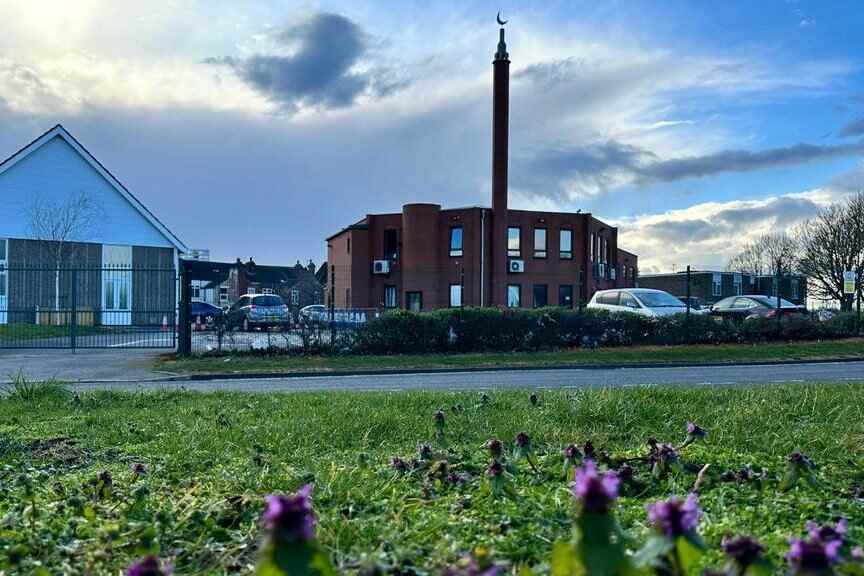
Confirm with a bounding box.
[162,315,168,332]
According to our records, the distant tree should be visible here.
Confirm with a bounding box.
[26,190,103,311]
[796,192,864,310]
[726,232,798,276]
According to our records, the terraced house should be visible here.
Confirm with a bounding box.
[0,125,187,327]
[327,25,637,311]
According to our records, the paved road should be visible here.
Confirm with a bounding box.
[68,359,864,393]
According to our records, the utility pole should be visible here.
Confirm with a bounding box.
[775,257,782,338]
[685,265,691,344]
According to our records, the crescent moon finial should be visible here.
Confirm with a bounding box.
[496,11,508,26]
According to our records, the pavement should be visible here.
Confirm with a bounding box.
[0,349,170,383]
[62,359,864,393]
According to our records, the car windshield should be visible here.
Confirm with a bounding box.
[252,295,283,307]
[634,291,684,307]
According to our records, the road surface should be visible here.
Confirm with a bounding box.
[67,359,864,393]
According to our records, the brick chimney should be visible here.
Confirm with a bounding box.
[492,24,510,305]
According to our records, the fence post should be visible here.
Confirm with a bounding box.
[70,267,78,352]
[178,260,191,356]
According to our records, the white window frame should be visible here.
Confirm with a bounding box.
[507,284,521,308]
[449,284,463,307]
[290,288,300,305]
[791,278,799,300]
[533,228,547,258]
[712,273,722,297]
[589,233,595,262]
[384,285,397,308]
[247,287,256,295]
[733,273,742,295]
[559,229,572,259]
[191,283,201,300]
[219,286,229,305]
[262,287,274,295]
[449,226,464,257]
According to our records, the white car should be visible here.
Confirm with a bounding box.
[587,288,689,317]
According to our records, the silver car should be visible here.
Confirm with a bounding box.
[226,294,292,331]
[587,288,688,317]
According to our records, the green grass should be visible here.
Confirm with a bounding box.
[161,338,864,375]
[1,383,863,574]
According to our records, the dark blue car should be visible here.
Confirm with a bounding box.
[190,301,223,324]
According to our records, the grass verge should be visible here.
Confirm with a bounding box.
[160,338,864,375]
[1,383,862,573]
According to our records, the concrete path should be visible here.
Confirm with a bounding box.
[66,359,864,393]
[0,349,169,383]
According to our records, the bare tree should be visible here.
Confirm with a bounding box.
[726,232,798,276]
[25,190,103,312]
[796,192,864,310]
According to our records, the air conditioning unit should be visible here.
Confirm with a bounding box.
[372,260,390,274]
[509,259,525,273]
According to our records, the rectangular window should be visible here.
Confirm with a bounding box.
[384,229,398,260]
[533,228,547,258]
[449,284,463,307]
[262,287,274,295]
[347,238,351,254]
[507,284,521,308]
[712,273,722,297]
[559,229,572,259]
[533,284,548,308]
[507,227,521,257]
[219,286,229,305]
[346,288,351,306]
[602,238,608,263]
[449,227,463,257]
[558,284,573,308]
[792,279,799,300]
[384,285,397,308]
[290,289,300,305]
[733,273,742,295]
[248,287,256,295]
[406,291,422,312]
[590,233,595,262]
[191,283,201,300]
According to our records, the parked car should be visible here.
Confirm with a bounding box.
[709,295,806,323]
[587,288,688,317]
[225,294,292,331]
[813,308,839,322]
[677,296,709,314]
[299,304,329,324]
[190,301,223,325]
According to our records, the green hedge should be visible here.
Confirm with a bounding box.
[350,308,860,355]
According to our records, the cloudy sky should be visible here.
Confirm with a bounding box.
[2,0,863,272]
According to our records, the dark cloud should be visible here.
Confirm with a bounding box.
[839,117,864,138]
[513,138,864,197]
[205,12,407,110]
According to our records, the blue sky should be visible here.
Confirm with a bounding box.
[1,0,863,271]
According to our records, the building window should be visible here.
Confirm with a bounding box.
[219,286,229,305]
[449,226,463,257]
[533,228,547,258]
[733,273,742,295]
[384,285,397,308]
[507,284,521,308]
[384,229,398,260]
[533,284,548,308]
[347,238,351,254]
[346,288,351,306]
[507,227,521,257]
[791,278,799,300]
[262,287,274,295]
[290,289,300,305]
[406,291,422,312]
[712,273,722,297]
[449,284,463,307]
[590,233,595,262]
[558,285,573,308]
[191,283,201,300]
[602,237,608,263]
[559,229,572,259]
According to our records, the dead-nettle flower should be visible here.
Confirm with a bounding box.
[486,439,503,459]
[529,392,539,406]
[789,451,814,470]
[583,440,596,460]
[571,460,619,514]
[786,537,842,573]
[263,485,316,543]
[127,555,173,576]
[616,463,635,483]
[515,432,532,451]
[686,421,707,440]
[564,444,582,462]
[852,546,863,561]
[98,470,113,488]
[807,519,847,544]
[418,443,433,460]
[435,409,446,434]
[647,493,702,538]
[721,535,765,569]
[487,460,504,478]
[390,457,409,473]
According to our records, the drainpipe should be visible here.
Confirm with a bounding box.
[480,209,486,307]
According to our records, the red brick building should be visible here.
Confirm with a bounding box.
[326,24,637,311]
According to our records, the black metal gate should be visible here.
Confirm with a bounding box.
[0,266,178,350]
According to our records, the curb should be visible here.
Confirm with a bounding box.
[49,355,864,385]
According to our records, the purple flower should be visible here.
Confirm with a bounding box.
[486,439,503,459]
[616,463,634,483]
[529,393,539,406]
[435,409,446,425]
[647,493,702,538]
[515,432,531,449]
[806,519,847,544]
[571,460,619,514]
[418,443,433,460]
[789,451,814,470]
[130,462,149,475]
[390,457,409,473]
[564,444,582,461]
[852,546,863,561]
[127,555,173,576]
[263,485,316,542]
[787,538,842,573]
[722,536,765,569]
[583,440,596,460]
[686,421,706,439]
[487,460,504,478]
